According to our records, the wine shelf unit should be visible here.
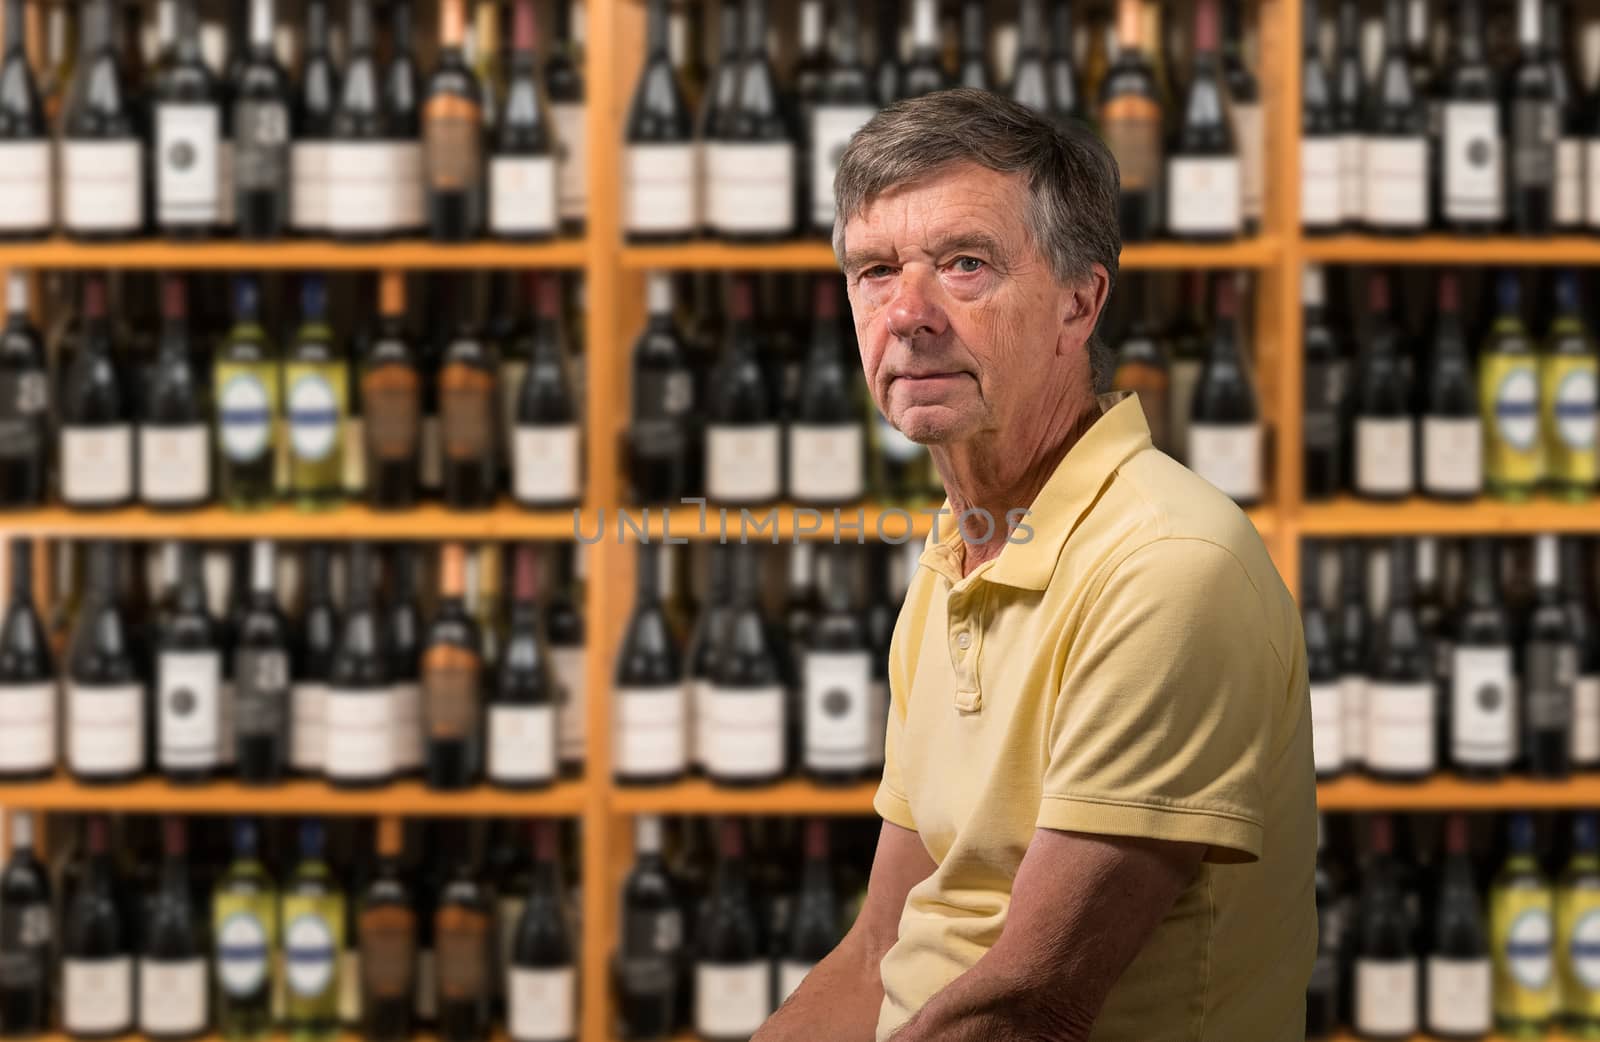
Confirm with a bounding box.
[618,236,1285,271]
[610,779,881,816]
[1301,233,1600,266]
[1297,497,1600,536]
[1316,776,1600,811]
[0,504,583,541]
[0,238,589,270]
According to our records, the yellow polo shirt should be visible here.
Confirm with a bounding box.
[873,393,1317,1042]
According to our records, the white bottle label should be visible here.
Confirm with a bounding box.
[1558,138,1583,225]
[491,155,559,235]
[625,143,697,234]
[1166,156,1241,235]
[61,424,133,505]
[393,141,424,228]
[62,140,143,232]
[1586,141,1600,227]
[391,680,422,772]
[0,683,55,773]
[158,649,222,770]
[513,423,581,504]
[156,103,222,224]
[0,141,51,231]
[290,141,330,230]
[1339,133,1365,221]
[63,956,133,1034]
[1354,957,1418,1036]
[695,962,772,1037]
[140,424,211,504]
[287,371,341,463]
[787,424,864,503]
[552,644,585,765]
[290,682,327,771]
[1553,366,1599,452]
[325,141,406,234]
[1233,101,1264,221]
[217,373,273,462]
[1365,681,1435,774]
[1186,423,1262,501]
[1452,646,1517,767]
[709,141,795,234]
[691,677,712,769]
[706,423,781,503]
[1572,675,1600,766]
[1442,102,1504,222]
[1493,362,1542,452]
[778,959,813,1005]
[1422,415,1482,496]
[284,912,337,997]
[1364,137,1427,228]
[489,703,556,784]
[803,650,872,772]
[1355,417,1415,496]
[508,965,575,1041]
[553,102,587,222]
[1425,956,1491,1036]
[614,684,686,778]
[1309,681,1344,775]
[324,687,393,782]
[704,685,785,779]
[1301,137,1341,228]
[67,682,144,774]
[810,104,876,226]
[1341,674,1367,764]
[139,956,208,1035]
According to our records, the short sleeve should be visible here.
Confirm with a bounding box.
[1037,538,1284,863]
[873,605,917,832]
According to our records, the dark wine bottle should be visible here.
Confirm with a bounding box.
[546,0,586,234]
[708,0,796,242]
[705,545,786,786]
[1301,266,1345,501]
[1010,0,1050,114]
[62,816,133,1041]
[1333,0,1366,226]
[1046,0,1081,125]
[1099,0,1163,241]
[809,2,874,236]
[511,273,580,507]
[1306,817,1339,1040]
[328,0,403,241]
[213,275,279,510]
[872,0,902,106]
[1364,0,1429,233]
[139,817,207,1041]
[0,0,50,239]
[233,0,291,240]
[778,819,841,1003]
[1365,539,1435,781]
[424,0,485,241]
[438,307,499,510]
[490,0,558,240]
[384,0,425,234]
[801,545,871,784]
[140,275,211,509]
[1544,0,1582,229]
[1166,0,1239,240]
[435,832,493,1042]
[1301,0,1341,233]
[614,543,685,785]
[1302,541,1342,778]
[1352,273,1415,499]
[385,546,424,777]
[1439,0,1503,232]
[507,820,575,1042]
[705,276,780,506]
[362,273,421,510]
[66,543,144,783]
[1424,813,1491,1039]
[290,0,338,235]
[1337,541,1370,769]
[694,818,770,1041]
[325,544,394,788]
[626,274,694,503]
[0,810,51,1033]
[1421,273,1482,500]
[422,543,482,790]
[1221,0,1263,229]
[233,540,290,784]
[156,542,223,782]
[61,0,143,240]
[1187,274,1260,505]
[0,539,53,780]
[1352,814,1418,1038]
[290,544,335,775]
[152,0,221,237]
[613,815,681,1038]
[1564,538,1600,770]
[489,545,558,790]
[1506,0,1557,235]
[0,271,47,507]
[699,0,741,237]
[788,277,864,506]
[623,0,696,241]
[902,0,946,97]
[955,0,990,91]
[1525,534,1577,780]
[359,817,416,1042]
[59,276,133,510]
[1448,539,1516,777]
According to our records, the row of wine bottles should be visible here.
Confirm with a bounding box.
[0,811,582,1042]
[1301,266,1599,503]
[0,0,587,242]
[1303,535,1600,781]
[0,538,590,788]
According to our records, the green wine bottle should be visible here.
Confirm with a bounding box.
[1480,274,1543,502]
[1557,813,1600,1036]
[281,819,345,1042]
[1541,271,1598,501]
[1492,812,1557,1037]
[214,276,281,510]
[213,818,277,1042]
[284,275,347,509]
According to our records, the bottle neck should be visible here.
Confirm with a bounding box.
[250,0,274,51]
[912,0,938,51]
[348,0,372,54]
[635,547,660,606]
[3,0,23,54]
[718,1,738,59]
[1535,536,1560,593]
[800,0,823,53]
[1384,0,1407,52]
[4,271,26,318]
[1456,0,1484,59]
[392,0,413,52]
[960,2,983,54]
[1467,542,1499,606]
[646,0,669,56]
[305,0,329,53]
[1302,0,1319,53]
[1387,543,1413,607]
[176,0,203,59]
[1301,546,1322,607]
[9,812,32,855]
[9,540,31,606]
[742,0,766,56]
[1520,0,1540,50]
[1018,0,1043,50]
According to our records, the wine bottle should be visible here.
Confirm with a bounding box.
[1046,0,1080,124]
[1300,0,1340,232]
[547,0,586,234]
[489,0,557,240]
[626,274,694,503]
[59,275,133,510]
[614,543,686,784]
[1543,2,1581,230]
[473,543,506,671]
[66,543,144,783]
[800,545,871,784]
[788,277,864,505]
[1187,275,1260,505]
[1302,266,1345,500]
[1010,0,1049,114]
[438,308,499,510]
[214,275,280,510]
[0,810,51,1034]
[706,276,780,506]
[543,546,582,778]
[358,274,421,509]
[1364,0,1428,233]
[808,2,874,236]
[709,0,796,241]
[901,0,945,97]
[282,820,345,1040]
[384,547,424,776]
[61,0,142,239]
[425,0,485,241]
[1099,0,1163,241]
[1447,539,1516,777]
[705,545,786,786]
[62,816,133,1041]
[1365,539,1435,780]
[233,540,290,784]
[1439,0,1503,231]
[156,542,223,782]
[289,0,338,234]
[1337,541,1370,768]
[700,0,741,237]
[489,544,558,790]
[327,0,402,240]
[955,0,989,91]
[1352,273,1415,499]
[233,0,290,239]
[152,0,221,236]
[1557,812,1600,1032]
[1352,814,1418,1038]
[291,544,335,775]
[214,818,276,1041]
[1106,280,1170,452]
[1167,0,1239,240]
[1415,273,1481,500]
[140,275,211,508]
[421,543,481,790]
[1525,534,1577,780]
[325,544,394,788]
[0,539,53,780]
[1425,813,1492,1038]
[140,817,207,1041]
[695,818,770,1041]
[507,821,575,1042]
[0,270,47,507]
[1541,270,1598,499]
[1302,542,1342,777]
[285,275,347,508]
[1333,0,1365,225]
[1565,538,1600,770]
[435,834,493,1042]
[1507,0,1557,235]
[0,0,51,239]
[384,0,425,233]
[778,819,840,1003]
[1214,0,1260,230]
[1306,817,1339,1040]
[872,0,902,106]
[358,817,415,1042]
[614,815,681,1038]
[1480,273,1542,501]
[1492,813,1556,1032]
[511,274,580,507]
[623,0,695,240]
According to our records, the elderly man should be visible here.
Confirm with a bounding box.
[754,90,1316,1042]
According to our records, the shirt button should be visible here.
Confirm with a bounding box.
[955,632,972,650]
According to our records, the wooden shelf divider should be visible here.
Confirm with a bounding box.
[0,237,588,269]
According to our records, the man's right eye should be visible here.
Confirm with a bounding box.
[861,265,894,280]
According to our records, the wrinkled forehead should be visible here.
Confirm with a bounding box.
[841,164,1035,262]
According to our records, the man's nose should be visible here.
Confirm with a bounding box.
[885,271,949,342]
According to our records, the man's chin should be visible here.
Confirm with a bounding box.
[892,405,980,445]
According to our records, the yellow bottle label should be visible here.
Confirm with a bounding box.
[1493,884,1558,1021]
[1542,354,1598,487]
[1558,885,1600,1017]
[1481,354,1544,489]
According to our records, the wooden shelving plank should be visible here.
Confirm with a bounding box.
[0,774,586,816]
[619,237,1282,271]
[1304,233,1600,265]
[0,504,583,540]
[611,779,880,816]
[0,237,588,270]
[1318,775,1600,811]
[1300,496,1600,535]
[1331,1034,1577,1042]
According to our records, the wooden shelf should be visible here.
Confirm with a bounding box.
[0,503,583,541]
[1330,1034,1579,1042]
[1318,775,1600,810]
[619,237,1282,271]
[1303,233,1600,265]
[0,773,587,816]
[611,778,879,816]
[0,237,587,270]
[1299,495,1600,535]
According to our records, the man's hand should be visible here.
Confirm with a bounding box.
[753,821,936,1042]
[888,827,1204,1042]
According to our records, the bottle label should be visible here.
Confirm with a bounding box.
[1300,137,1341,227]
[156,103,222,224]
[1586,141,1600,227]
[138,423,211,503]
[695,961,771,1036]
[1233,101,1264,221]
[158,649,223,770]
[236,648,289,739]
[439,360,495,465]
[1186,423,1261,502]
[708,141,796,233]
[1425,956,1491,1035]
[803,649,872,772]
[622,906,682,964]
[216,908,271,996]
[423,646,481,742]
[67,682,143,773]
[290,682,327,770]
[414,948,437,1018]
[359,907,416,1001]
[1442,101,1505,221]
[0,682,56,773]
[1363,137,1427,227]
[0,902,50,988]
[1451,646,1517,767]
[1494,890,1556,1020]
[338,947,361,1024]
[392,680,422,771]
[614,684,686,777]
[1483,354,1543,486]
[62,956,133,1034]
[1100,98,1162,192]
[1526,641,1578,732]
[139,956,208,1035]
[489,703,555,784]
[704,685,785,779]
[810,104,877,226]
[62,140,143,231]
[436,909,489,1001]
[61,424,133,505]
[217,370,275,463]
[234,100,290,191]
[324,687,394,781]
[1353,957,1417,1036]
[290,141,331,230]
[1365,681,1434,774]
[0,141,51,231]
[490,155,559,235]
[706,423,781,503]
[1544,355,1598,486]
[423,98,484,193]
[513,423,581,503]
[1421,415,1482,496]
[1511,100,1558,188]
[550,644,584,765]
[1339,133,1365,221]
[218,138,236,226]
[1167,156,1241,235]
[1309,681,1343,774]
[326,141,410,233]
[778,958,813,1006]
[1354,416,1414,496]
[286,367,343,464]
[508,966,576,1041]
[625,143,697,234]
[283,904,340,998]
[0,370,48,459]
[394,142,425,228]
[363,360,421,463]
[868,677,888,769]
[787,423,864,503]
[1560,895,1600,1014]
[1340,673,1367,764]
[1574,675,1600,766]
[421,413,443,489]
[552,101,586,222]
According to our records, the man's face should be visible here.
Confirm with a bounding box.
[841,162,1093,447]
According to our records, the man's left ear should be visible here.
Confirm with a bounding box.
[1057,268,1110,356]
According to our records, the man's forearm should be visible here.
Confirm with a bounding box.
[752,930,885,1042]
[885,953,1091,1042]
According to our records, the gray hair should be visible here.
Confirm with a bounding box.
[831,88,1122,391]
